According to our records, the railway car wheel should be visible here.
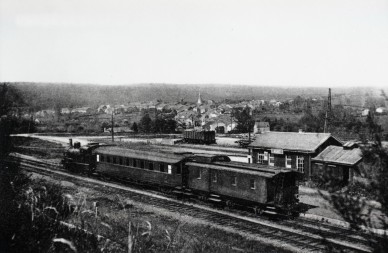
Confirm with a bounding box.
[254,206,264,216]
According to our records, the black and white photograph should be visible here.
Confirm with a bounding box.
[1,0,388,252]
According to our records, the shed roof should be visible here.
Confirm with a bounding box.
[248,132,341,153]
[94,146,187,164]
[311,146,362,166]
[185,162,292,178]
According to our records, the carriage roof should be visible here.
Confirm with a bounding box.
[186,161,298,178]
[94,146,188,164]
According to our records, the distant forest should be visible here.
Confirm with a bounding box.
[4,82,382,110]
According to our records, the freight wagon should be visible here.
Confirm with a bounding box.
[183,130,216,145]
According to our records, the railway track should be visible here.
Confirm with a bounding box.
[9,154,374,252]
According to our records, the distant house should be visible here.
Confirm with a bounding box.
[311,143,362,184]
[35,109,55,118]
[106,126,133,133]
[376,107,388,114]
[248,132,343,180]
[253,122,270,134]
[361,109,370,116]
[61,108,71,114]
[72,107,92,114]
[203,121,226,133]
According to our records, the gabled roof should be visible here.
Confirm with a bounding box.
[248,132,342,153]
[312,146,362,166]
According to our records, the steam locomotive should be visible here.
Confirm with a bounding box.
[62,141,301,216]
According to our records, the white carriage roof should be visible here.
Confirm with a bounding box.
[94,146,187,164]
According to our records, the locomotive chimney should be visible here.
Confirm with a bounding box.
[69,138,73,147]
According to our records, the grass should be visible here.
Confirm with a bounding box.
[11,136,66,160]
[31,174,292,253]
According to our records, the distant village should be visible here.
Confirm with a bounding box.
[20,91,388,139]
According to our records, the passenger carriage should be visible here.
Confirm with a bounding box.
[184,161,301,215]
[93,146,188,190]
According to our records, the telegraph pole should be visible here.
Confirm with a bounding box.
[323,88,332,133]
[111,110,114,142]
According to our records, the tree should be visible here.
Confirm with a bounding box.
[323,115,388,252]
[131,122,138,133]
[232,107,254,133]
[139,114,152,133]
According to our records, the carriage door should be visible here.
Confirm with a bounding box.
[182,164,189,188]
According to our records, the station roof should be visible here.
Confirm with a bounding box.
[94,146,187,164]
[248,132,342,153]
[312,145,362,166]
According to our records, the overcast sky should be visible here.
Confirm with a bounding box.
[0,0,387,87]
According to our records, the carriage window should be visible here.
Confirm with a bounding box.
[107,156,111,163]
[257,153,264,164]
[231,176,237,186]
[96,154,100,162]
[148,162,154,170]
[100,155,104,162]
[269,154,275,166]
[126,158,130,166]
[159,164,165,173]
[250,179,256,189]
[176,165,181,175]
[197,168,202,179]
[297,156,304,173]
[113,157,117,164]
[168,165,172,174]
[133,159,137,167]
[286,155,292,168]
[212,171,217,183]
[140,160,145,169]
[119,157,123,165]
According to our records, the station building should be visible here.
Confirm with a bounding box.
[247,131,343,180]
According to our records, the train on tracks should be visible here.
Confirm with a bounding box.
[62,141,301,216]
[183,130,216,145]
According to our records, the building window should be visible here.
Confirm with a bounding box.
[250,179,255,189]
[100,155,104,162]
[286,155,292,168]
[212,171,217,182]
[197,169,202,179]
[148,162,154,170]
[176,165,181,175]
[257,153,264,164]
[297,156,304,173]
[159,163,165,173]
[96,154,100,162]
[133,159,137,167]
[269,153,275,166]
[107,156,111,163]
[119,157,123,165]
[231,176,237,186]
[113,157,116,164]
[126,158,130,166]
[140,160,145,169]
[168,165,172,174]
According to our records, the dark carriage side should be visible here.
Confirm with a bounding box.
[93,146,188,190]
[185,161,301,216]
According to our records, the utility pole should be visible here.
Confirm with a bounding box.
[111,110,114,142]
[323,88,332,133]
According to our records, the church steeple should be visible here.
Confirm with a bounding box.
[197,91,203,105]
